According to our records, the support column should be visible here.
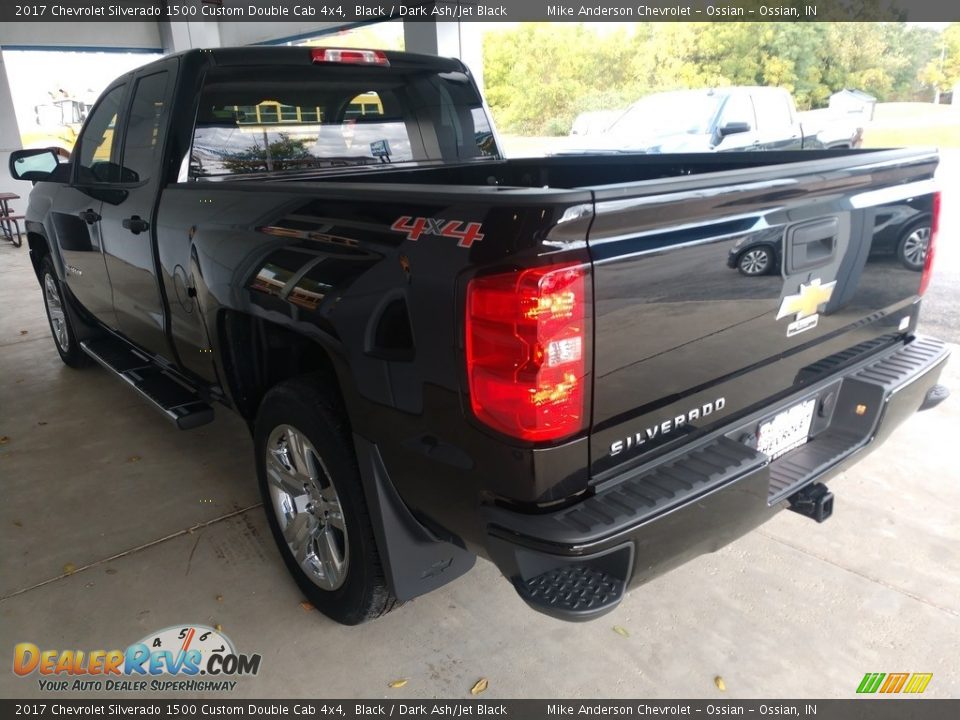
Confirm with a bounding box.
[403,14,485,92]
[160,21,222,53]
[0,49,25,215]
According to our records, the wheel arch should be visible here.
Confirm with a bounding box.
[898,214,932,240]
[216,309,355,427]
[25,227,53,280]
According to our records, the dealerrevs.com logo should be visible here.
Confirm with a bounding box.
[13,625,261,692]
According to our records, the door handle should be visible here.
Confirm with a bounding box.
[79,209,101,224]
[122,215,150,235]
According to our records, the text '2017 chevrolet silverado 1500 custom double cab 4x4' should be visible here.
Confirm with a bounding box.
[10,47,950,624]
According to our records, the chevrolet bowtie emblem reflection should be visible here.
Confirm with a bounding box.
[777,278,837,321]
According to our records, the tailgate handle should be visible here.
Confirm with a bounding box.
[785,217,838,274]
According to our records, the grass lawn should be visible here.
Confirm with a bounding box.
[861,102,960,148]
[863,125,960,149]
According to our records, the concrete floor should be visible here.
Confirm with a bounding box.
[2,173,959,699]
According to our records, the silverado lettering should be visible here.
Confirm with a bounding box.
[9,46,949,626]
[610,398,727,456]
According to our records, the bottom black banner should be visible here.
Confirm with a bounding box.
[2,699,958,720]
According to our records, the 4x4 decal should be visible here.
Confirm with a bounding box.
[391,216,485,248]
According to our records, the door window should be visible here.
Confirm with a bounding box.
[121,71,171,183]
[719,94,756,129]
[75,84,125,184]
[753,92,793,129]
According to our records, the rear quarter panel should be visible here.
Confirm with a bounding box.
[156,180,594,551]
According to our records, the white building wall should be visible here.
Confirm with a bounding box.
[0,22,162,50]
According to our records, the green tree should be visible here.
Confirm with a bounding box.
[919,23,960,100]
[482,22,941,136]
[222,134,312,174]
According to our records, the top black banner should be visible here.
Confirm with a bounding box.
[2,0,959,24]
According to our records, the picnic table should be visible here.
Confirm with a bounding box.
[1,192,23,247]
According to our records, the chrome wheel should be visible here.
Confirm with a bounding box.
[902,227,929,269]
[739,248,771,275]
[43,273,69,351]
[265,424,349,591]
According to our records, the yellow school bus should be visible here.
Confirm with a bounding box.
[232,92,383,127]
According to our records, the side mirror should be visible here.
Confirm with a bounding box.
[9,148,61,182]
[719,121,752,138]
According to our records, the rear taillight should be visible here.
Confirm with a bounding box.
[311,48,390,66]
[919,191,940,296]
[466,263,589,442]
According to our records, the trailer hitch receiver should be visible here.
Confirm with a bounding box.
[788,482,834,523]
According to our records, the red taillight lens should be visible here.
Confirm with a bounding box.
[919,191,940,296]
[466,263,589,442]
[311,48,390,66]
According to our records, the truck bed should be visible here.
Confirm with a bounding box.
[193,148,937,484]
[212,148,874,190]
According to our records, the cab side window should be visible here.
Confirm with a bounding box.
[122,71,171,183]
[76,84,125,184]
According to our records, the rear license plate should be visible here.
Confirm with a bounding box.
[757,398,816,460]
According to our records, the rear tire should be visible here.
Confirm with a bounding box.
[254,377,400,625]
[897,223,930,272]
[737,246,774,276]
[39,255,90,368]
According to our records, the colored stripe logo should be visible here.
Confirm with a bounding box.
[857,672,932,694]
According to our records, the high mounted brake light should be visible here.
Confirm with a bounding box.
[919,191,940,296]
[466,263,590,442]
[311,48,390,67]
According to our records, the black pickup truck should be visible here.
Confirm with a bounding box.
[10,47,950,625]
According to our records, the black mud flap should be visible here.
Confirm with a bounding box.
[353,435,475,602]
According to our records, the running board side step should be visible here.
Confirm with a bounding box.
[80,338,214,430]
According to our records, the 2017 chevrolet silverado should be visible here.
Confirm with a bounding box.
[10,48,950,624]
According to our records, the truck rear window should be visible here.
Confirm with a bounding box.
[190,65,499,177]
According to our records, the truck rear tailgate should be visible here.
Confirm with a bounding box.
[586,149,939,481]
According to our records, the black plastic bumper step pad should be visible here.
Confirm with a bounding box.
[81,338,214,430]
[767,336,949,503]
[768,430,861,504]
[517,565,624,615]
[490,436,766,546]
[853,337,948,391]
